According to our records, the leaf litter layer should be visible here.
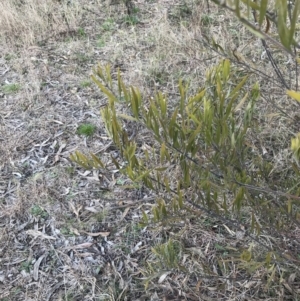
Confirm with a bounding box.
[1,0,300,300]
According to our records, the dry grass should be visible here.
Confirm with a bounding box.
[0,0,82,48]
[1,0,300,300]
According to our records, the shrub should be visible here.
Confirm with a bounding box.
[71,59,300,283]
[71,0,300,296]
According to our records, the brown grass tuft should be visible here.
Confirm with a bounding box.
[0,0,81,47]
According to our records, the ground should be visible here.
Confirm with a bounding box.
[1,0,300,300]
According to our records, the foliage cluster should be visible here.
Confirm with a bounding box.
[70,0,300,295]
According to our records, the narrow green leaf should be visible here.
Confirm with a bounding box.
[222,59,230,80]
[276,0,287,22]
[71,151,92,169]
[241,250,252,262]
[155,166,168,172]
[258,0,268,27]
[77,151,89,165]
[242,21,265,39]
[216,76,222,100]
[143,175,154,189]
[95,63,105,80]
[160,143,166,163]
[121,80,130,102]
[164,176,171,192]
[142,211,148,223]
[153,207,159,222]
[158,92,167,118]
[235,0,240,18]
[188,113,202,125]
[105,65,112,89]
[111,155,120,169]
[131,87,141,118]
[188,89,205,107]
[126,165,134,179]
[117,69,122,97]
[233,187,244,211]
[186,123,202,153]
[91,75,118,102]
[234,92,248,112]
[90,153,105,168]
[169,108,178,137]
[117,113,138,122]
[240,0,260,10]
[178,191,183,209]
[289,0,300,45]
[178,79,186,113]
[287,90,300,102]
[126,143,137,160]
[161,202,167,217]
[255,219,261,235]
[70,152,77,163]
[229,75,248,100]
[287,199,292,214]
[276,0,290,49]
[267,265,276,287]
[134,169,152,182]
[265,252,273,266]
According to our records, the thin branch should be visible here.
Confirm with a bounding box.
[196,37,287,88]
[251,8,290,89]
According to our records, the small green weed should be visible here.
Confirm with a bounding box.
[65,166,75,176]
[75,52,90,64]
[20,261,32,273]
[102,19,115,31]
[97,37,106,47]
[178,3,192,18]
[65,291,75,301]
[30,205,48,218]
[80,79,92,88]
[76,123,97,137]
[77,27,86,37]
[116,178,126,185]
[60,226,75,236]
[168,2,192,21]
[4,53,14,61]
[11,287,22,296]
[2,83,20,94]
[40,81,48,88]
[131,6,140,14]
[152,239,181,269]
[117,223,142,254]
[94,210,107,222]
[124,15,139,25]
[201,14,213,26]
[150,69,169,85]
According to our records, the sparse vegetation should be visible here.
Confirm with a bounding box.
[123,14,139,25]
[30,205,48,218]
[96,36,106,47]
[77,27,86,37]
[201,14,213,26]
[75,52,91,64]
[80,79,92,88]
[20,261,32,273]
[1,0,300,300]
[2,83,20,93]
[76,123,96,136]
[4,53,14,61]
[101,18,115,31]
